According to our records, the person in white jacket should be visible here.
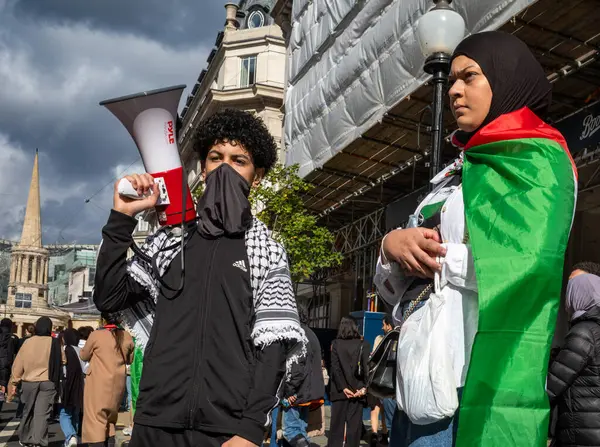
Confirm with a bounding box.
[376,30,578,447]
[374,156,478,447]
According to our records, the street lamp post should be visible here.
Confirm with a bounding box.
[416,0,466,183]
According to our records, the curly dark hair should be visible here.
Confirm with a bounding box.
[572,261,600,276]
[193,109,277,174]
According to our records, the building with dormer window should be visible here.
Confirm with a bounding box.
[132,1,286,243]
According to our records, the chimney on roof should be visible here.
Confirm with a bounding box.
[225,3,239,32]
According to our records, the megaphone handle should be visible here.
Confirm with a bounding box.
[117,178,145,200]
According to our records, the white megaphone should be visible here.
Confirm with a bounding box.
[100,85,196,227]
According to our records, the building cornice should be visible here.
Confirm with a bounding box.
[1,304,70,319]
[0,240,98,251]
[179,25,285,147]
[270,0,293,40]
[211,83,284,101]
[180,83,284,159]
[222,33,285,49]
[8,281,47,290]
[11,245,48,256]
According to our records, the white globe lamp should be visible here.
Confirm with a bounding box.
[416,0,466,181]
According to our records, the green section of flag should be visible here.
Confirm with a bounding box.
[130,344,144,415]
[456,138,575,447]
[420,201,444,221]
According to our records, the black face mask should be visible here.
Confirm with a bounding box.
[196,163,253,238]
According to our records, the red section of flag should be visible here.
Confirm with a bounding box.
[465,107,577,179]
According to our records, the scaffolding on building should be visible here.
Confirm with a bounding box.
[270,0,600,324]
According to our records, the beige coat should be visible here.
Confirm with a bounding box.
[80,328,133,443]
[10,336,66,384]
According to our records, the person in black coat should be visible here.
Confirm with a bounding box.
[59,328,85,447]
[547,271,600,447]
[19,324,35,350]
[0,318,16,411]
[282,306,325,447]
[328,317,370,447]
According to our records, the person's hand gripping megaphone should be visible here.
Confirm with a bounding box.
[113,173,160,217]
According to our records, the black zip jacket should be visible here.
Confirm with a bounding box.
[285,324,324,404]
[330,338,370,402]
[94,210,286,445]
[548,306,600,447]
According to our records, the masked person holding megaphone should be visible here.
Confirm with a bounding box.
[93,109,307,447]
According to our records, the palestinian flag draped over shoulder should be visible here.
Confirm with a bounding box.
[456,107,577,447]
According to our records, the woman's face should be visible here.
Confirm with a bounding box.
[448,56,493,133]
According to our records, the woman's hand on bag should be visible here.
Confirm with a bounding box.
[382,228,446,279]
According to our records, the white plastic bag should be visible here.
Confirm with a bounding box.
[396,274,458,425]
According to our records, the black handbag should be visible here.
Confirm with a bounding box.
[367,329,399,399]
[368,281,434,399]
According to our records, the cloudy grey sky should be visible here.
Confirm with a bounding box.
[0,0,225,244]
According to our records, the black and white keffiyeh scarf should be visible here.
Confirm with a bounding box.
[120,216,307,371]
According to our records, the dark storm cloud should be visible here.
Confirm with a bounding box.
[14,0,227,48]
[0,0,219,244]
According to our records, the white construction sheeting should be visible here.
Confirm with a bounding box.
[284,0,537,177]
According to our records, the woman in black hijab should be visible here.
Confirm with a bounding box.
[380,32,576,447]
[0,318,16,412]
[60,328,84,447]
[449,31,552,144]
[9,316,64,446]
[34,317,62,389]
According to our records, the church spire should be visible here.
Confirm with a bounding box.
[19,149,42,248]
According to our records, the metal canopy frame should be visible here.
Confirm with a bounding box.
[299,0,600,230]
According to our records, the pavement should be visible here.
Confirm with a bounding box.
[0,402,132,447]
[0,402,65,446]
[115,405,372,447]
[0,402,373,446]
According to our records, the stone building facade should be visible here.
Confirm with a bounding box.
[3,151,70,335]
[133,0,286,237]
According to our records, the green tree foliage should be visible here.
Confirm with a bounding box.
[250,164,343,286]
[191,182,204,201]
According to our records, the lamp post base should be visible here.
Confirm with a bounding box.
[424,53,451,185]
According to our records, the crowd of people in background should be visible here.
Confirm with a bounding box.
[0,307,397,447]
[0,263,597,447]
[0,313,135,447]
[262,313,398,447]
[0,259,595,447]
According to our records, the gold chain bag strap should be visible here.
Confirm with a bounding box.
[401,225,469,322]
